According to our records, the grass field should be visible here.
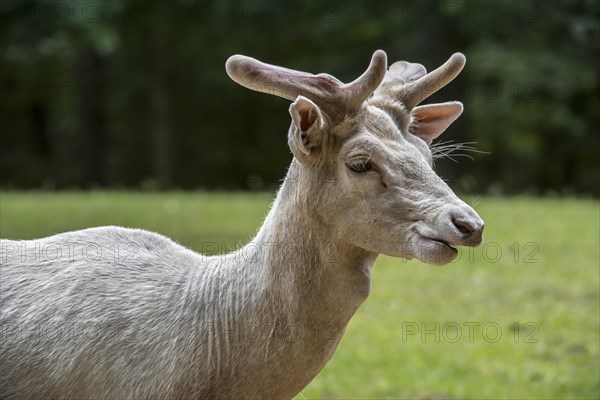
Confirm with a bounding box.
[1,192,598,399]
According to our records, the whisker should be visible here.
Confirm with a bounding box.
[431,141,489,162]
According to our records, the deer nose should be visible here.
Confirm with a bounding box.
[451,214,484,246]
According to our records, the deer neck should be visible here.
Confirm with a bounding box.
[248,159,377,327]
[194,160,377,396]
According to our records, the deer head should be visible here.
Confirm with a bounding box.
[226,50,483,265]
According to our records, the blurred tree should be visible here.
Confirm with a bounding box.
[151,0,174,189]
[0,0,598,195]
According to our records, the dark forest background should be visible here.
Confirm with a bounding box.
[1,0,598,195]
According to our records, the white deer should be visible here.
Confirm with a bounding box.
[0,50,483,399]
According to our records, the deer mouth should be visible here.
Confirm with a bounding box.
[411,226,462,264]
[421,235,458,252]
[426,238,456,250]
[421,236,458,252]
[409,229,461,265]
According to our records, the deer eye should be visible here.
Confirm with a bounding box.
[348,160,373,173]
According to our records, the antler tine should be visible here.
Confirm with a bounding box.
[400,53,466,110]
[226,55,319,102]
[339,49,387,109]
[225,50,387,119]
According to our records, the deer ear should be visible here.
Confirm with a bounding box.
[408,101,463,144]
[288,96,325,158]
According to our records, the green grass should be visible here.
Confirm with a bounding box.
[1,192,598,399]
